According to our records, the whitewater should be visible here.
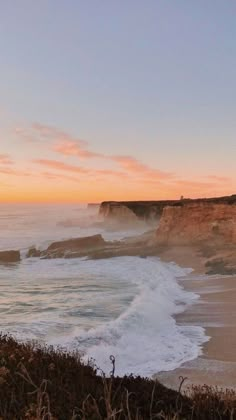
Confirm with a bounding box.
[0,204,208,377]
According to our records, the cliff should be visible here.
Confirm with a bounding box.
[99,202,140,223]
[99,200,181,222]
[99,195,236,223]
[156,202,236,246]
[155,199,236,275]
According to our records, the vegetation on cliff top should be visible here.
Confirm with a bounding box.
[0,335,235,419]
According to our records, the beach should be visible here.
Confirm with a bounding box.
[1,203,236,389]
[156,247,236,391]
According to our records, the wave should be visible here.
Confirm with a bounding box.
[47,257,208,377]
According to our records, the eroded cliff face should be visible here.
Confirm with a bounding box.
[99,195,236,224]
[156,203,236,246]
[99,200,180,223]
[99,202,139,223]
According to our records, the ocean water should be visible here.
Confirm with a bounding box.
[0,204,207,377]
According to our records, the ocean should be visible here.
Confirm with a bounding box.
[0,204,207,377]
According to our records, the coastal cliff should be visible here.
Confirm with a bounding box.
[99,202,139,223]
[155,198,236,274]
[99,195,236,223]
[99,200,181,222]
[156,202,236,246]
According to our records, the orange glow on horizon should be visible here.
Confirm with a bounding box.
[0,182,235,204]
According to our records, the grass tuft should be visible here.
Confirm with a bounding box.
[0,334,235,419]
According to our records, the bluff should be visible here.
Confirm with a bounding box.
[99,195,236,223]
[156,201,236,246]
[99,200,181,222]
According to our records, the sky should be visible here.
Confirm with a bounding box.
[0,1,236,203]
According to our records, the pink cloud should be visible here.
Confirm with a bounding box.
[111,155,173,180]
[40,171,81,183]
[94,168,129,179]
[15,122,235,200]
[53,141,102,159]
[34,159,128,179]
[34,159,90,174]
[205,175,231,183]
[16,122,175,181]
[0,154,13,164]
[15,123,88,147]
[0,167,30,176]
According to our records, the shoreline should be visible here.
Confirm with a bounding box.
[155,246,236,391]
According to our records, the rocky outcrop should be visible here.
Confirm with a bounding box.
[0,250,20,263]
[34,234,107,259]
[25,232,158,260]
[47,234,105,251]
[26,247,41,258]
[99,196,236,224]
[156,202,236,246]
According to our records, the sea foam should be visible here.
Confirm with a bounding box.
[47,257,208,377]
[0,205,208,378]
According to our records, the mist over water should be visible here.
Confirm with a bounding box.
[0,204,207,377]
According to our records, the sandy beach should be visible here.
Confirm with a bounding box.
[156,247,236,391]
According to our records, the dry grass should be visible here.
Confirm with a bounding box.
[0,334,235,419]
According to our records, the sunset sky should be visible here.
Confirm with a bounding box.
[1,1,236,203]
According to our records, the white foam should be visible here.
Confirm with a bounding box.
[46,257,208,377]
[0,204,209,378]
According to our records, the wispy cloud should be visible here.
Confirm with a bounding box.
[34,159,128,179]
[40,171,81,183]
[13,121,235,201]
[15,123,87,146]
[0,154,13,164]
[53,141,102,159]
[111,155,174,180]
[34,159,90,174]
[0,167,30,176]
[205,175,231,183]
[16,123,174,181]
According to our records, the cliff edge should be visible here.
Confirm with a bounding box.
[156,202,236,246]
[155,198,236,275]
[99,195,236,223]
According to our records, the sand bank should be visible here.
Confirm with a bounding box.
[155,248,236,391]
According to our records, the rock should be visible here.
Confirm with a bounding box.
[205,258,236,275]
[100,203,138,224]
[0,250,20,263]
[156,202,236,246]
[47,234,105,252]
[26,247,41,258]
[99,195,236,224]
[99,201,173,222]
[44,234,106,258]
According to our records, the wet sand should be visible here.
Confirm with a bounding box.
[155,247,236,391]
